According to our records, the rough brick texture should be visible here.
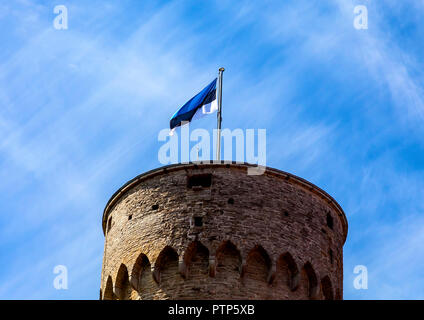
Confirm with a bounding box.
[100,163,348,300]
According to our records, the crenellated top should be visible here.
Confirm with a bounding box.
[101,162,348,243]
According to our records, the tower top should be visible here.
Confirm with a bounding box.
[101,162,348,242]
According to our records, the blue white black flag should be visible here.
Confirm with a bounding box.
[170,78,218,135]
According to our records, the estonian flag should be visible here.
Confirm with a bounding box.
[170,78,218,135]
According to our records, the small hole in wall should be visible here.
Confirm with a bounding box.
[107,216,112,233]
[128,215,132,220]
[152,204,159,210]
[228,198,234,205]
[194,216,203,227]
[329,249,333,265]
[284,211,289,217]
[187,174,212,188]
[327,212,334,230]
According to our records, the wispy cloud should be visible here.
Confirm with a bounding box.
[0,0,423,299]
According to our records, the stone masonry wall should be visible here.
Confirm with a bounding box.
[100,163,347,300]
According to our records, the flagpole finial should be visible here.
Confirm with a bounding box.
[219,67,225,72]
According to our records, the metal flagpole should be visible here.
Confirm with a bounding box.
[216,67,225,161]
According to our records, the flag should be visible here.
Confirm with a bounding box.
[170,78,218,135]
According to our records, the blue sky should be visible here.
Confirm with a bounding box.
[1,0,424,299]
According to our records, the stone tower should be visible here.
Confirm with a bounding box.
[100,163,348,300]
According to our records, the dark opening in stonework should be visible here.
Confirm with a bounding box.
[228,198,234,205]
[107,216,112,233]
[326,213,334,230]
[284,211,289,217]
[152,204,159,210]
[128,214,132,220]
[329,249,333,265]
[194,216,203,227]
[187,173,212,188]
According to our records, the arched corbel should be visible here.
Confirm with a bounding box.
[128,273,138,291]
[267,260,277,284]
[152,264,160,284]
[240,257,247,278]
[290,271,300,291]
[178,257,188,279]
[209,255,216,277]
[113,284,123,300]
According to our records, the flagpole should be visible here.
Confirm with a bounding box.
[216,67,224,161]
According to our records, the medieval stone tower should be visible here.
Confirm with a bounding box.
[100,163,348,300]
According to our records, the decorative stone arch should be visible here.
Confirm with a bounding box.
[243,245,272,283]
[152,246,179,284]
[103,275,116,300]
[241,245,273,299]
[181,241,210,279]
[131,252,155,299]
[277,252,300,291]
[301,262,319,299]
[210,240,244,299]
[214,240,242,276]
[130,252,151,289]
[114,263,132,300]
[321,276,334,300]
[212,238,243,255]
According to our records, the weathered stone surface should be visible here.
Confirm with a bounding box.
[100,163,347,300]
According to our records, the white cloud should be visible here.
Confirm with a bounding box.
[1,0,424,299]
